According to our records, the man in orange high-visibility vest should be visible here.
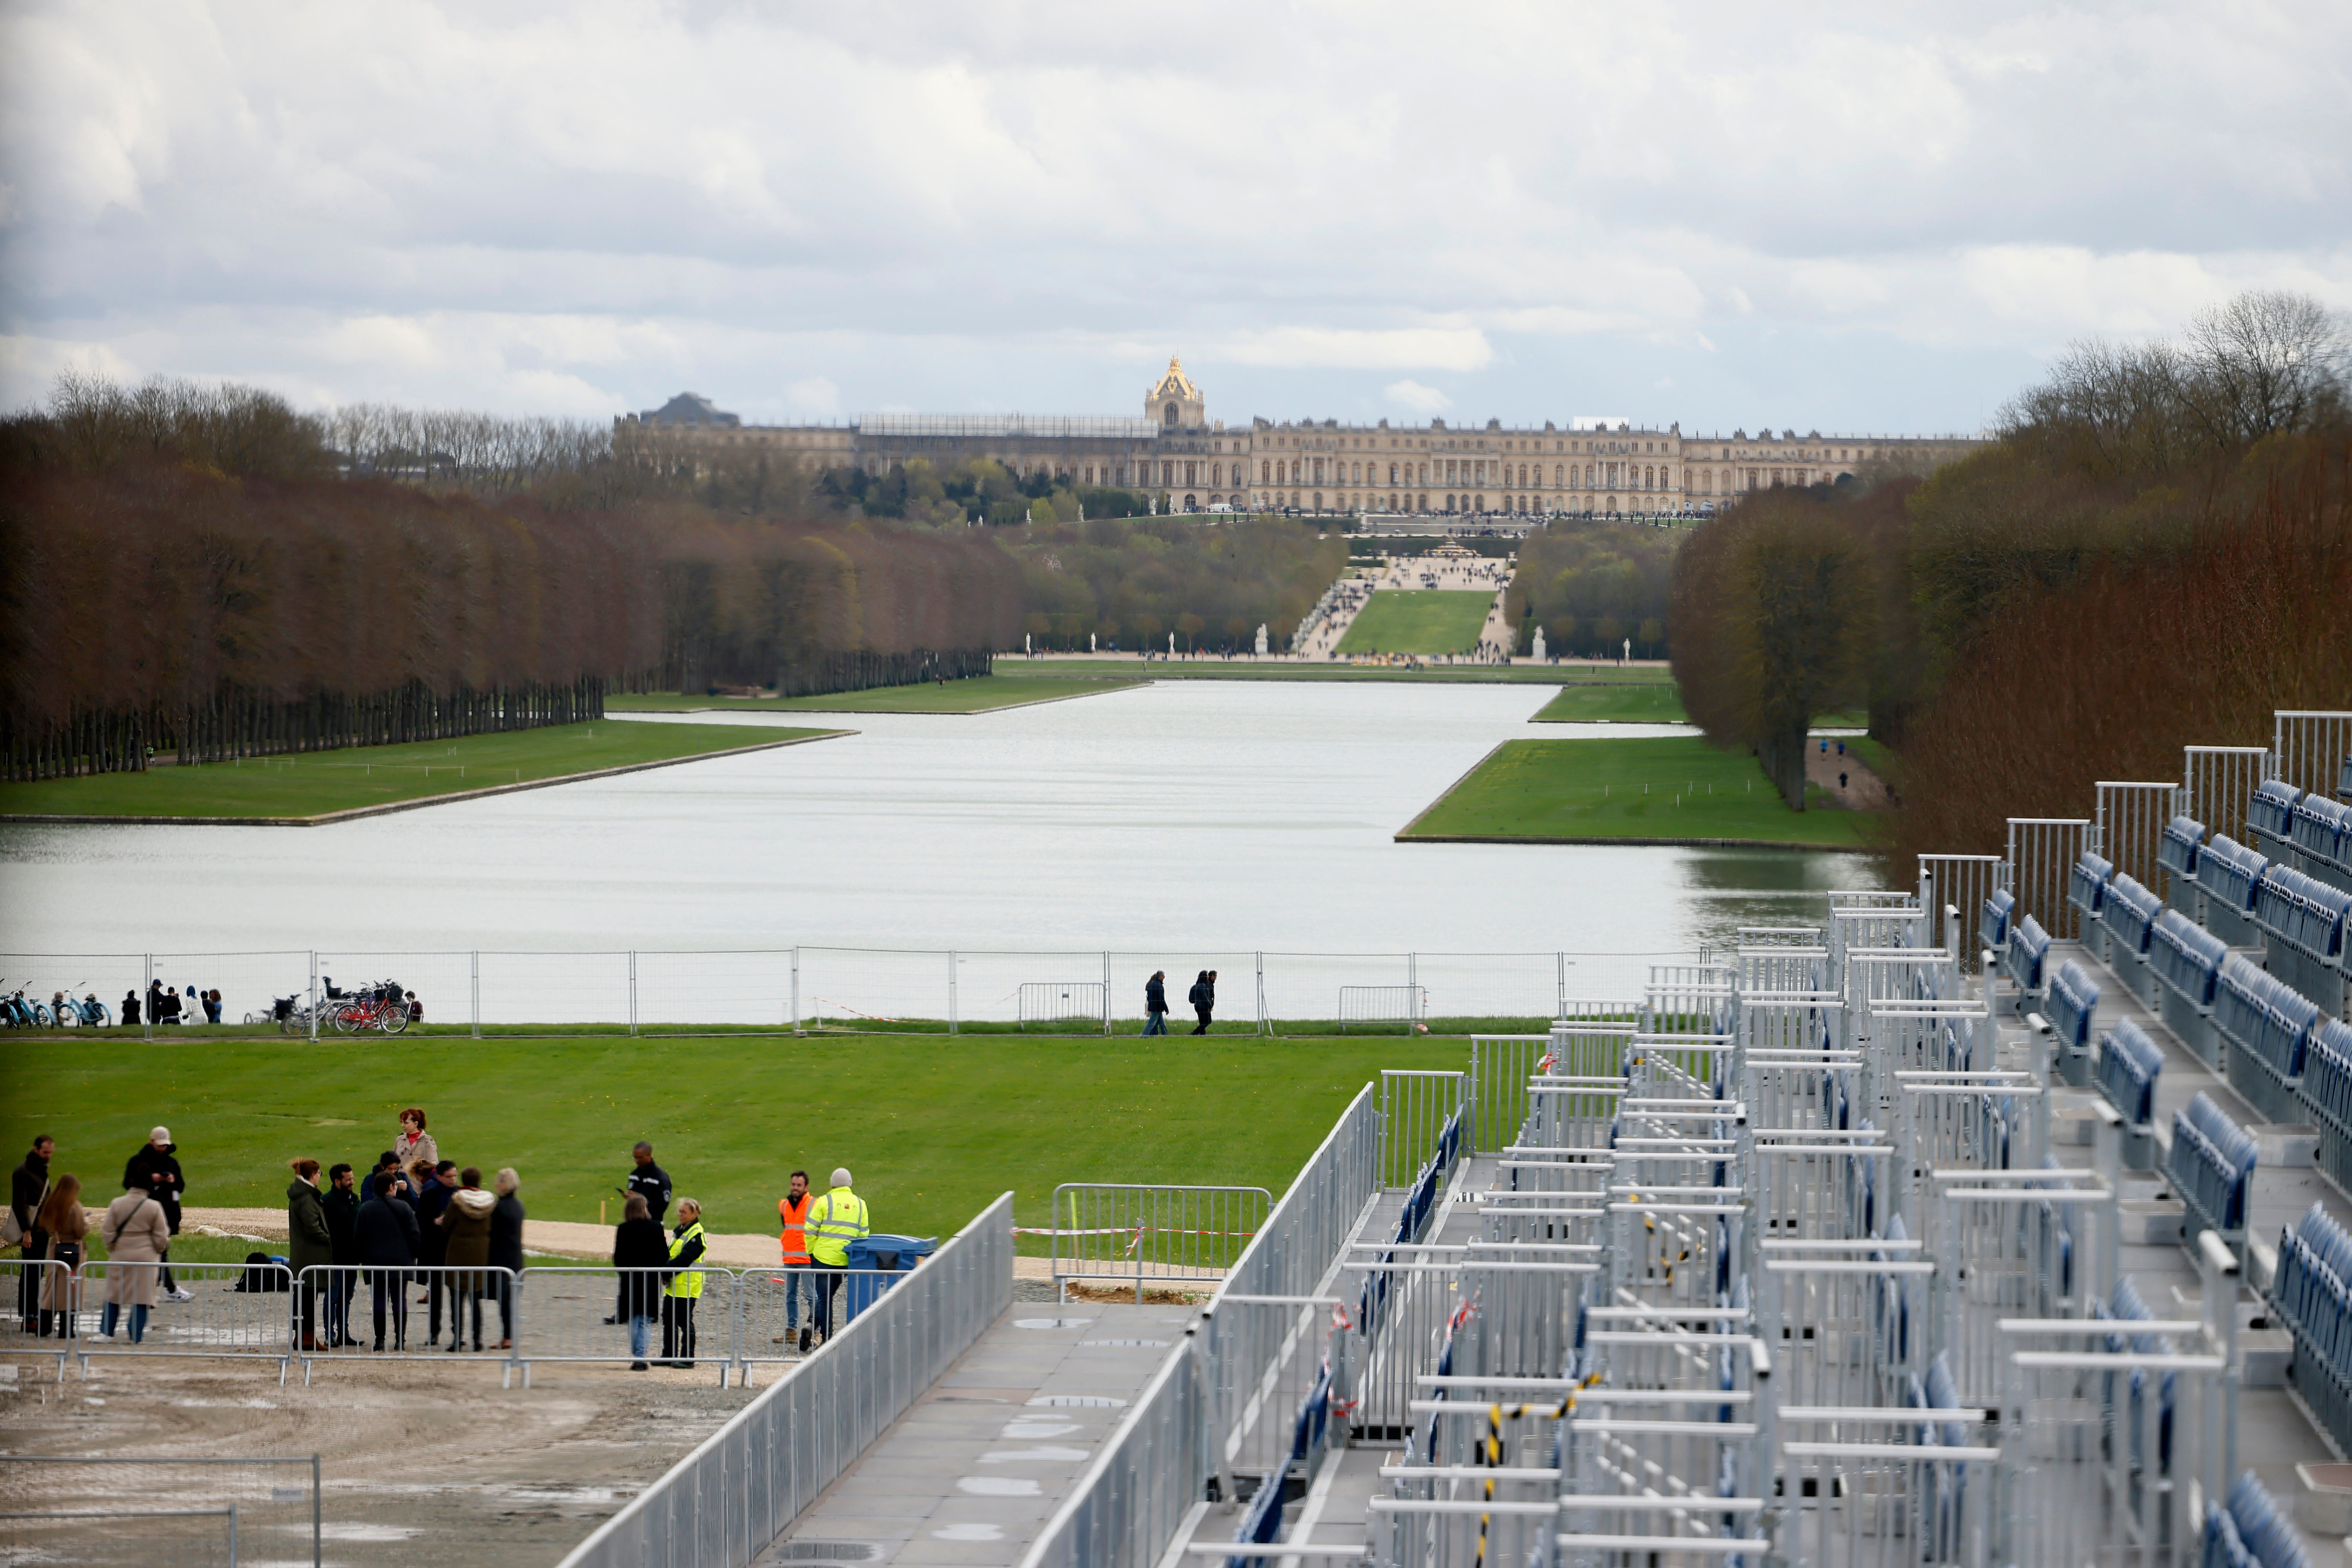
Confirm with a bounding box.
[777,1170,815,1349]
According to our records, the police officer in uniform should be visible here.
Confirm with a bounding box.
[624,1142,671,1223]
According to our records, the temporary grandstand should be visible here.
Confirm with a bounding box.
[547,715,2352,1566]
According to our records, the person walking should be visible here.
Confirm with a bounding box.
[661,1198,708,1368]
[122,1127,191,1302]
[322,1163,362,1347]
[803,1168,869,1352]
[777,1171,814,1343]
[1142,972,1169,1035]
[99,1183,169,1343]
[34,1175,87,1338]
[355,1172,420,1350]
[489,1169,525,1350]
[625,1142,671,1224]
[392,1109,436,1175]
[612,1192,669,1370]
[12,1136,53,1332]
[413,1161,457,1340]
[1189,970,1218,1035]
[439,1168,495,1353]
[286,1159,332,1351]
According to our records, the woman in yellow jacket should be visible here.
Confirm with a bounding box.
[661,1199,707,1368]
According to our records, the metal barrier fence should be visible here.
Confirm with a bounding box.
[0,947,1710,1039]
[0,1454,321,1568]
[2185,744,2270,845]
[1047,1184,1272,1300]
[1918,855,2006,974]
[16,1260,301,1378]
[2276,711,2352,799]
[2007,818,2096,943]
[555,1191,1013,1568]
[1379,1069,1469,1189]
[2098,780,2185,897]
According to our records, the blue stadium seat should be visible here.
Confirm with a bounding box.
[2266,1203,2352,1517]
[2167,1091,2257,1242]
[1980,886,2016,955]
[2291,793,2352,875]
[2103,873,2164,959]
[2255,864,2352,962]
[2250,780,2305,846]
[2069,851,2115,924]
[2216,954,2321,1120]
[2151,910,2228,1007]
[2299,1019,2352,1195]
[2159,815,2207,881]
[2213,1470,2312,1568]
[2096,1017,2164,1129]
[2047,958,2100,1053]
[2197,834,2271,942]
[2003,913,2052,998]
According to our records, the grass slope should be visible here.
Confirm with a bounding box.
[1531,685,1690,723]
[1333,591,1495,655]
[0,721,839,821]
[608,676,1146,715]
[1401,735,1878,848]
[995,659,1676,686]
[0,1034,1465,1250]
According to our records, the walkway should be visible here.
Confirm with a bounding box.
[757,1302,1184,1565]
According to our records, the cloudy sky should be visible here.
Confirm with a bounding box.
[3,1,2346,437]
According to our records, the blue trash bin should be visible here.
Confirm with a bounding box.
[842,1234,938,1323]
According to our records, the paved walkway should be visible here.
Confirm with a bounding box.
[758,1301,1189,1565]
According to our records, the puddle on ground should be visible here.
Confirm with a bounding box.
[978,1446,1091,1463]
[934,1523,1004,1541]
[998,1418,1080,1438]
[956,1476,1042,1496]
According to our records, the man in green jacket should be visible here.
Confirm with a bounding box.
[802,1168,869,1352]
[286,1158,334,1352]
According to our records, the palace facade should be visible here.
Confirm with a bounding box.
[621,358,1982,516]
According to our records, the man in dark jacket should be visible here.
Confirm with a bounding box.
[625,1143,671,1223]
[123,1127,189,1301]
[355,1172,421,1350]
[1189,970,1218,1035]
[414,1161,458,1342]
[323,1163,363,1347]
[13,1137,52,1332]
[1143,972,1169,1035]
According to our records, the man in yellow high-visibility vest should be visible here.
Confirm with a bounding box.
[802,1167,869,1351]
[661,1198,707,1368]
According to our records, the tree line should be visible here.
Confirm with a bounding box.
[1503,522,1677,659]
[1667,289,2352,840]
[1008,517,1346,652]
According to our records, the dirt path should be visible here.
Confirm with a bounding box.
[1806,740,1892,810]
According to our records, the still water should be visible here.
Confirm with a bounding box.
[1,680,1881,965]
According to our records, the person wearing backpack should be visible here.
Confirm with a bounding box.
[10,1136,53,1333]
[99,1185,170,1343]
[1188,970,1218,1035]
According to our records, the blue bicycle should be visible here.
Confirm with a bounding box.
[54,987,112,1027]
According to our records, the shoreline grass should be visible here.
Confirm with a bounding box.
[1399,734,1881,848]
[993,658,1673,685]
[1334,590,1495,655]
[608,675,1146,715]
[1531,685,1691,723]
[0,720,843,822]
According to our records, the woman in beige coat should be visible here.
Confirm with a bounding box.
[33,1175,87,1337]
[101,1188,170,1342]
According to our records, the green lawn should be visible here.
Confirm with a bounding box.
[0,720,842,822]
[608,676,1146,715]
[1531,685,1691,723]
[1333,591,1496,655]
[1399,735,1880,848]
[0,1034,1465,1250]
[995,659,1674,685]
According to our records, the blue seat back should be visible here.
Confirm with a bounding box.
[2291,793,2352,870]
[2250,780,2305,840]
[2007,914,2051,990]
[2047,959,2100,1050]
[2226,1470,2311,1568]
[2096,1018,2163,1127]
[2102,873,2163,956]
[1980,886,2016,951]
[2159,815,2206,880]
[2167,1091,2257,1233]
[2254,864,2352,959]
[2198,834,2270,916]
[2151,909,2228,1006]
[2302,1020,2352,1143]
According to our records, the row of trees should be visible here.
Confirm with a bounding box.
[819,457,1158,527]
[1007,517,1345,651]
[1668,288,2352,835]
[1504,523,1675,660]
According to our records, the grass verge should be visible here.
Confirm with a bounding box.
[1531,685,1690,723]
[1398,735,1881,848]
[992,659,1674,685]
[0,1033,1466,1250]
[607,676,1147,715]
[0,721,844,822]
[1334,590,1495,655]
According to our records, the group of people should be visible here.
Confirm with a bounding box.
[11,1128,194,1342]
[1142,969,1218,1034]
[118,984,222,1027]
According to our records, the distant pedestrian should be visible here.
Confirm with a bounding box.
[34,1174,88,1338]
[355,1172,420,1350]
[804,1168,870,1350]
[286,1158,332,1350]
[777,1170,814,1338]
[13,1136,54,1332]
[489,1168,525,1350]
[123,1127,191,1301]
[662,1198,708,1367]
[1189,970,1218,1035]
[392,1109,436,1174]
[122,991,140,1028]
[625,1142,671,1224]
[612,1193,669,1370]
[99,1183,170,1343]
[439,1167,495,1353]
[203,989,222,1024]
[1142,972,1169,1035]
[146,980,165,1024]
[323,1162,362,1345]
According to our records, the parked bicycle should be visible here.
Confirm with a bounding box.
[0,987,53,1028]
[53,987,112,1027]
[326,978,410,1035]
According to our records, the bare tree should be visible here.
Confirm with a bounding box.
[2181,289,2351,445]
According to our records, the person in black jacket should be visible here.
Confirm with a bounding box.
[122,991,140,1028]
[489,1168,526,1350]
[122,1128,189,1301]
[413,1161,457,1341]
[1143,972,1169,1035]
[13,1137,52,1333]
[611,1193,670,1371]
[624,1143,671,1223]
[1189,970,1218,1035]
[322,1163,362,1347]
[355,1173,421,1350]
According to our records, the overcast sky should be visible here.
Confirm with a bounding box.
[4,1,2346,437]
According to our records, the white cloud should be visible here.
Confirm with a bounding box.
[1384,379,1452,414]
[0,0,2345,430]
